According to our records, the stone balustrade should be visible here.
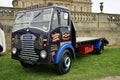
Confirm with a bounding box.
[71,11,120,24]
[71,11,120,45]
[0,7,120,45]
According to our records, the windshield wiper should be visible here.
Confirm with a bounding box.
[18,14,24,20]
[34,10,43,18]
[17,14,24,20]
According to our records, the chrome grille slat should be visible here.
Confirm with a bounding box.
[21,51,34,54]
[22,43,34,45]
[22,49,34,50]
[20,54,39,57]
[19,56,39,61]
[20,34,39,61]
[22,42,34,44]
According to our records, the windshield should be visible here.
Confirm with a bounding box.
[12,8,53,32]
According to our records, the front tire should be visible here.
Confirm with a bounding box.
[55,50,72,75]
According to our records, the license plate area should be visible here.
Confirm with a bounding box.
[23,35,32,39]
[25,60,34,64]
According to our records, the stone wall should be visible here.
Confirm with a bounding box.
[12,0,92,12]
[72,12,120,45]
[0,7,120,45]
[0,7,22,32]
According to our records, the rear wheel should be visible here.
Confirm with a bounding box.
[98,45,104,54]
[93,45,104,55]
[55,50,72,75]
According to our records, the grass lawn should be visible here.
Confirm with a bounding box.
[0,47,120,80]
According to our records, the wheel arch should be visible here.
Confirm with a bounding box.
[55,44,76,64]
[93,39,106,54]
[93,39,103,49]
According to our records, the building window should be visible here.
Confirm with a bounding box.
[87,7,89,12]
[31,2,33,7]
[81,6,83,12]
[22,1,25,8]
[74,6,76,12]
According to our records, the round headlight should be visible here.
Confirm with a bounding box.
[40,50,47,59]
[12,48,17,54]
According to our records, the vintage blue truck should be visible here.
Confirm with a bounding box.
[11,5,108,74]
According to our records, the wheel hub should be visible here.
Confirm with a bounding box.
[64,57,71,68]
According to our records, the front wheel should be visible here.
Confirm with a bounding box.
[55,50,72,75]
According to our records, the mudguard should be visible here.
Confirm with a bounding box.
[93,39,102,49]
[93,38,108,49]
[55,44,76,64]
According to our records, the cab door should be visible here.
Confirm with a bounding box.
[59,10,71,46]
[49,9,71,63]
[50,9,60,62]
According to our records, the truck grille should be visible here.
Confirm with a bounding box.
[19,34,39,61]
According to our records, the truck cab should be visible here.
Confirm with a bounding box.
[12,5,108,74]
[0,23,6,53]
[12,6,75,74]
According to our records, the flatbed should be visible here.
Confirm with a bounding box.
[76,37,107,44]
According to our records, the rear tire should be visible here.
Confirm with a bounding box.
[55,50,72,75]
[93,45,104,55]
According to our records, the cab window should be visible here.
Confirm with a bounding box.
[52,10,59,30]
[60,12,69,26]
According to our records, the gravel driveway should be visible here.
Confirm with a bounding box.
[99,76,120,80]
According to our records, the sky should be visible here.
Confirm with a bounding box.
[92,0,120,14]
[0,0,120,14]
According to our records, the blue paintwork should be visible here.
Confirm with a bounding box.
[55,44,76,64]
[93,39,103,49]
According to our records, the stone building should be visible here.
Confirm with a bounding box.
[0,7,22,32]
[0,0,120,45]
[1,0,92,32]
[12,0,92,12]
[0,0,92,28]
